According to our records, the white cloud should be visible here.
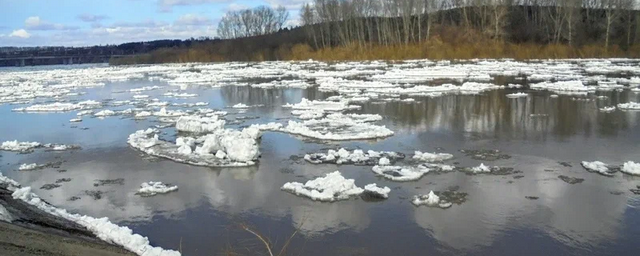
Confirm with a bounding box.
[158,0,230,12]
[9,29,31,39]
[25,16,78,31]
[226,3,248,12]
[265,0,308,10]
[174,14,212,26]
[77,14,109,23]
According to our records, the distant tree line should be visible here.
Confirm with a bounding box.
[217,6,289,39]
[299,0,639,49]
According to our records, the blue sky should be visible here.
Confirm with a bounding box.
[0,0,305,47]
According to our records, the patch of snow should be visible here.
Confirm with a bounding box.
[281,171,364,202]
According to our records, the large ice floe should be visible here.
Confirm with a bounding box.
[621,161,640,176]
[137,182,178,196]
[581,161,616,176]
[412,151,454,162]
[175,115,226,134]
[280,113,394,140]
[617,102,640,110]
[304,148,404,165]
[281,171,364,202]
[372,165,433,181]
[1,140,41,152]
[362,184,391,199]
[13,100,102,112]
[128,121,261,167]
[0,172,180,256]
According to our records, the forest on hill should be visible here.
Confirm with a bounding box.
[111,0,640,65]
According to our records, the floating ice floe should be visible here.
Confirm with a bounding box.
[0,140,41,152]
[281,113,393,140]
[362,184,391,199]
[94,109,116,117]
[128,127,260,167]
[163,92,197,98]
[581,161,615,176]
[506,92,528,98]
[621,161,640,176]
[18,163,44,171]
[0,172,180,256]
[599,106,616,112]
[283,98,360,112]
[412,191,452,208]
[136,111,152,118]
[413,151,454,162]
[466,163,492,174]
[617,102,640,110]
[304,148,404,165]
[529,80,594,95]
[13,100,102,112]
[133,95,149,99]
[70,118,82,122]
[281,171,364,202]
[291,109,325,119]
[371,165,431,181]
[44,143,81,151]
[175,115,225,134]
[137,181,178,196]
[130,86,162,93]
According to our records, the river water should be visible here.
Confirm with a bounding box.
[0,60,639,256]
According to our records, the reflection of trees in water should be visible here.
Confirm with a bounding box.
[364,91,636,139]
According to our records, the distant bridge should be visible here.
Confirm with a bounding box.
[0,55,130,67]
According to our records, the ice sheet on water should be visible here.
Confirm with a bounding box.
[371,165,431,181]
[304,148,405,165]
[617,102,640,110]
[0,172,180,256]
[291,109,325,120]
[529,80,594,95]
[128,128,258,167]
[506,92,528,98]
[13,100,102,112]
[599,106,616,112]
[175,115,226,134]
[281,171,364,202]
[581,161,616,176]
[0,140,41,152]
[283,98,360,112]
[281,113,393,140]
[137,182,178,196]
[621,161,640,176]
[413,151,454,162]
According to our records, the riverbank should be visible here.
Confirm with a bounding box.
[0,186,134,256]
